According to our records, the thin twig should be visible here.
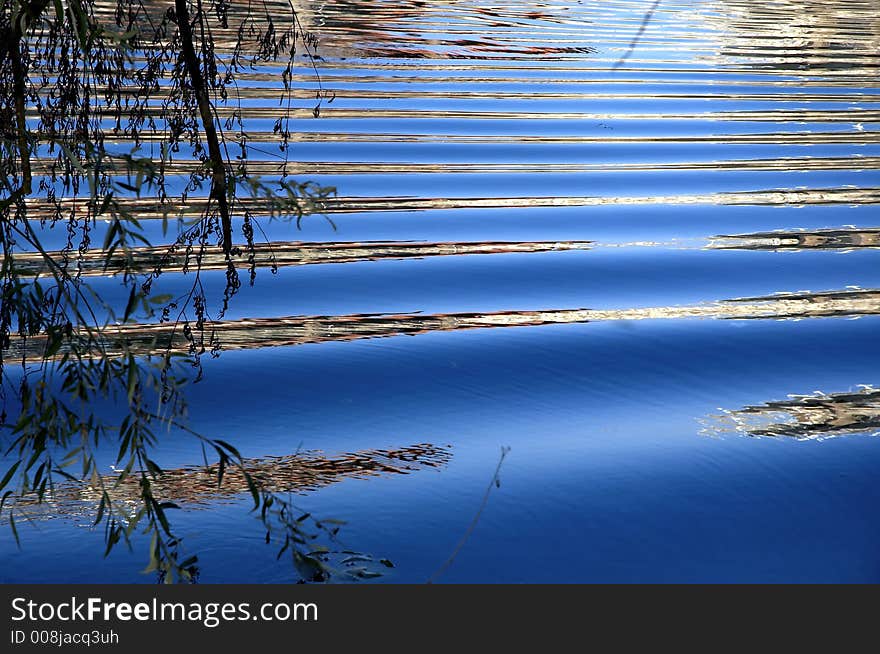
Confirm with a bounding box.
[428,446,510,584]
[611,0,662,70]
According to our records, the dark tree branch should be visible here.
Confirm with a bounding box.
[173,0,233,257]
[2,0,52,197]
[9,34,32,195]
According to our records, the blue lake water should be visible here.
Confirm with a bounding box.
[2,0,880,582]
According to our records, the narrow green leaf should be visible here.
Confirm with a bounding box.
[213,440,241,459]
[53,469,78,483]
[9,513,20,547]
[104,524,121,557]
[144,458,163,477]
[180,555,198,568]
[94,495,106,526]
[217,454,226,489]
[244,472,260,510]
[126,356,137,403]
[0,491,13,515]
[141,531,159,573]
[153,501,171,535]
[58,143,85,174]
[61,447,82,464]
[123,286,138,322]
[45,332,63,357]
[0,461,21,491]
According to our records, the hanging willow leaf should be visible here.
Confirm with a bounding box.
[1,0,345,584]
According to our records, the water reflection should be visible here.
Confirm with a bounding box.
[22,186,880,222]
[302,0,597,60]
[35,156,880,175]
[9,288,880,362]
[7,0,880,582]
[711,0,880,73]
[13,239,592,276]
[704,386,880,440]
[9,443,451,523]
[711,227,880,251]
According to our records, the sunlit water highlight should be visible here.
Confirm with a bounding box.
[2,0,880,583]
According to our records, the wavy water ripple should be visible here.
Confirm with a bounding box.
[5,0,880,583]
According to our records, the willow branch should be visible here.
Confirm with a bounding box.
[3,0,51,197]
[173,0,232,257]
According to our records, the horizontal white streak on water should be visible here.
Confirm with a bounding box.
[39,0,880,330]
